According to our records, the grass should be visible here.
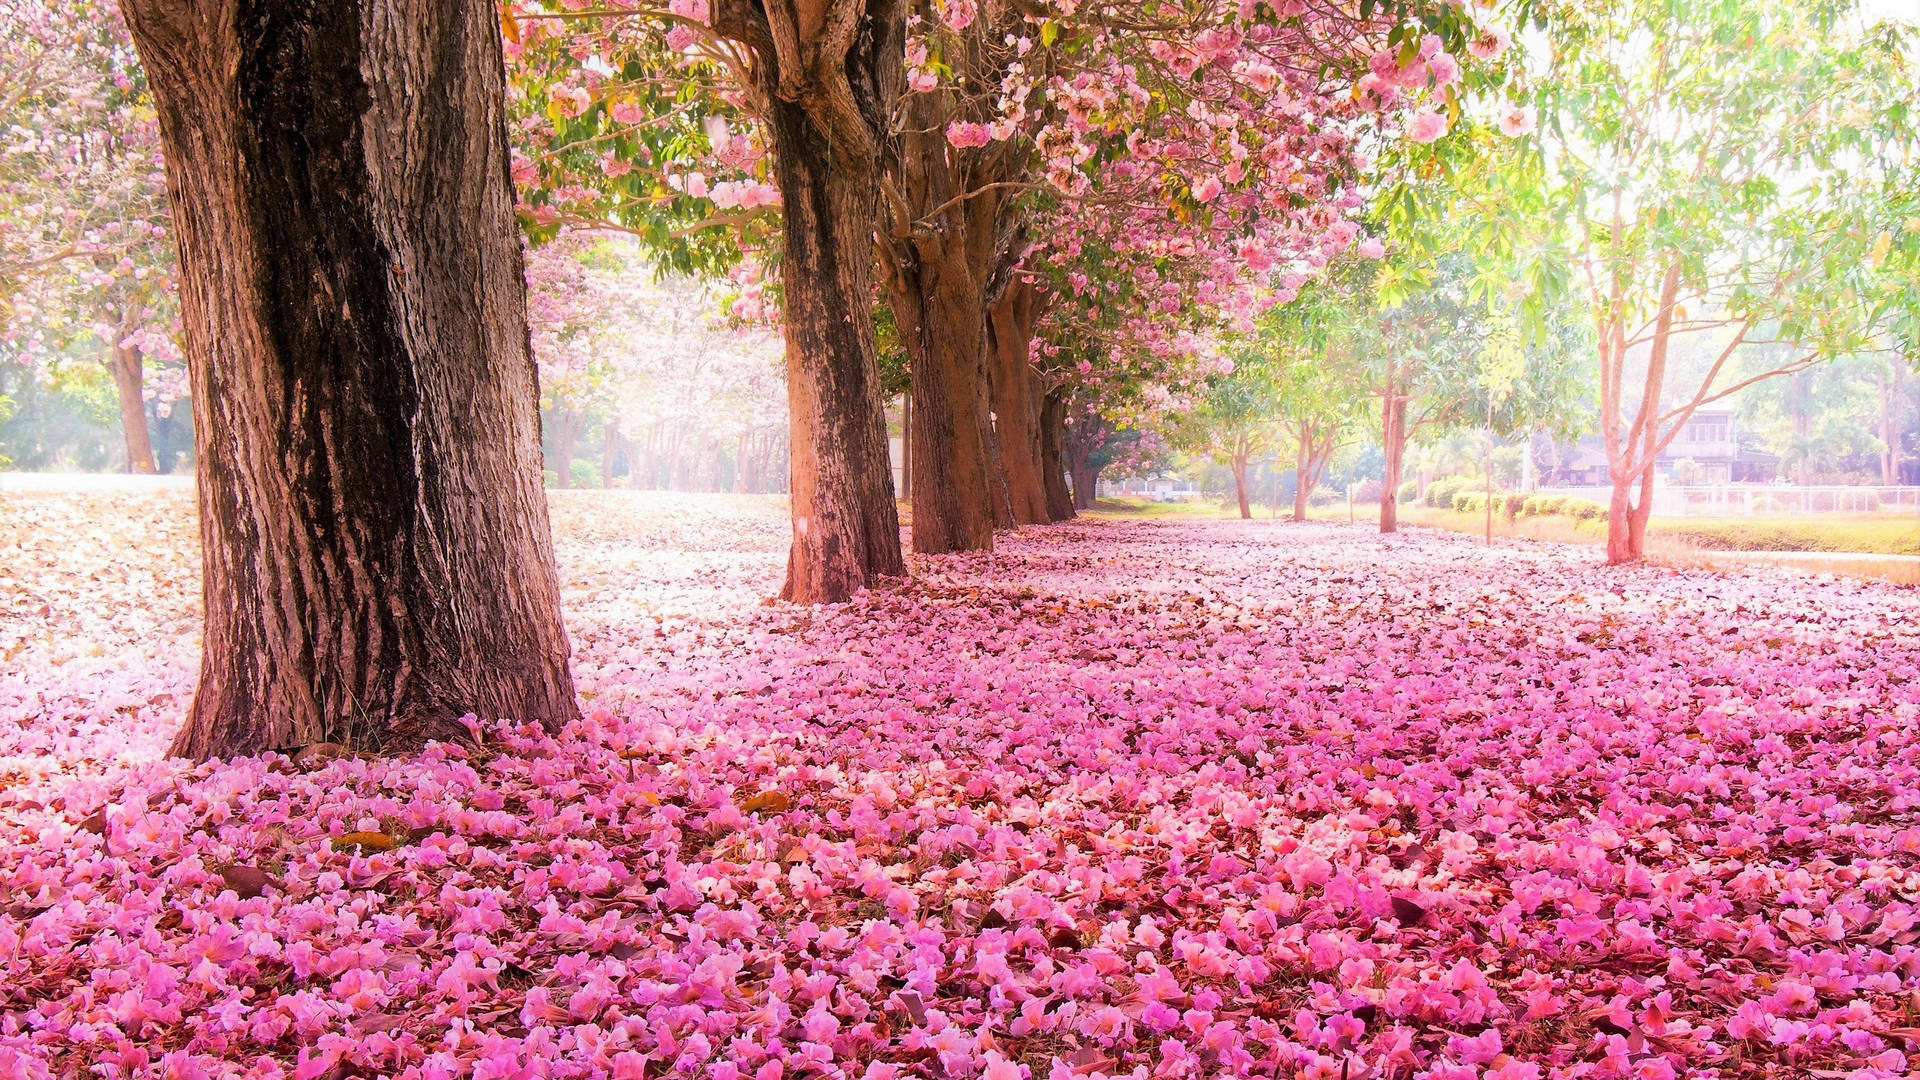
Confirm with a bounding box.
[1291,502,1920,586]
[1085,496,1243,518]
[1651,517,1920,556]
[1091,494,1920,583]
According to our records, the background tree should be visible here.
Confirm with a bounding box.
[1168,350,1283,519]
[2,0,179,473]
[123,0,580,758]
[1531,0,1920,562]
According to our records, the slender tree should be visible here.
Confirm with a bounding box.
[1532,0,1920,562]
[123,0,580,758]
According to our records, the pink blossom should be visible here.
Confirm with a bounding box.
[946,121,992,149]
[1407,109,1450,143]
[1500,106,1538,137]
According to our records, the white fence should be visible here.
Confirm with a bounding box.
[1534,484,1920,518]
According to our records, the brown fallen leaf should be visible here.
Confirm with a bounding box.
[333,831,399,853]
[1390,896,1428,926]
[218,864,278,899]
[1047,927,1084,950]
[739,790,791,814]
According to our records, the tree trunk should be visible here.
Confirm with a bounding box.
[987,281,1050,525]
[1064,402,1106,511]
[900,391,912,501]
[762,90,905,601]
[1070,462,1100,510]
[890,256,996,553]
[551,409,577,488]
[107,342,158,474]
[1293,424,1313,523]
[1881,371,1898,485]
[1038,387,1074,521]
[1231,452,1251,519]
[878,84,1012,554]
[603,421,621,488]
[1378,372,1406,534]
[124,0,579,759]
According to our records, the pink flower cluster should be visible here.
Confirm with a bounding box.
[5,489,1920,1080]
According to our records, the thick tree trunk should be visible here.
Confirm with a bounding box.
[987,282,1050,525]
[107,343,158,474]
[1231,453,1252,519]
[892,263,996,553]
[1039,387,1074,521]
[1070,463,1100,510]
[1064,403,1105,511]
[124,0,578,759]
[762,93,905,601]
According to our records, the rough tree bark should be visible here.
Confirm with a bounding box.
[880,109,1004,553]
[899,391,912,500]
[1038,387,1075,521]
[106,334,158,474]
[987,280,1050,525]
[123,0,580,759]
[711,0,905,601]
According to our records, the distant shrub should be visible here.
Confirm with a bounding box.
[1398,479,1420,504]
[1425,476,1469,508]
[1353,479,1384,504]
[1453,491,1488,514]
[1565,498,1607,521]
[1504,493,1527,519]
[1308,486,1337,507]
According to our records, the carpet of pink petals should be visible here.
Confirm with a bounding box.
[6,487,1920,1080]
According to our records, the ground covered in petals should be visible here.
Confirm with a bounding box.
[5,488,1920,1080]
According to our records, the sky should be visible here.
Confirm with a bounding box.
[1859,0,1920,25]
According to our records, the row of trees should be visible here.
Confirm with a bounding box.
[22,0,1915,757]
[73,0,1503,757]
[1167,0,1920,562]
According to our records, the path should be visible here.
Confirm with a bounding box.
[3,488,1919,1077]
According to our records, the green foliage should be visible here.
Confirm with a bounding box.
[1514,493,1606,520]
[1423,475,1469,508]
[506,25,767,275]
[1531,0,1920,478]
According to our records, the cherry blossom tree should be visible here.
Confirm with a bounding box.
[500,0,1512,587]
[1,0,178,473]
